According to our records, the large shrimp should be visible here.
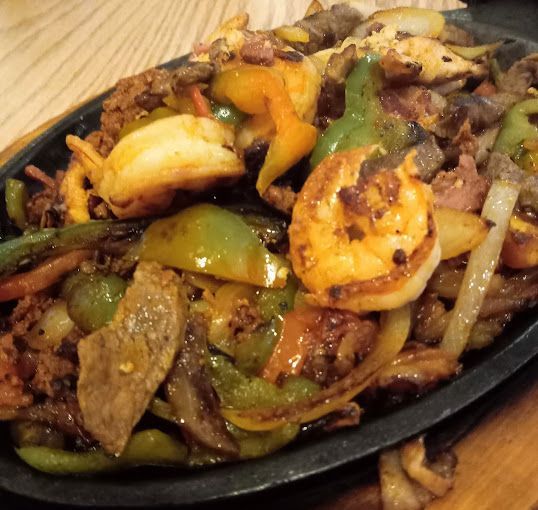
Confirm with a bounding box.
[192,14,321,124]
[289,146,440,313]
[64,115,244,220]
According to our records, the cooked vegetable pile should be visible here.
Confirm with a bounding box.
[1,2,538,506]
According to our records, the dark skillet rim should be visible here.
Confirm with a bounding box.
[1,11,538,508]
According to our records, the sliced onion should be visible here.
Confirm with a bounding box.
[434,207,489,261]
[401,437,453,497]
[379,449,422,510]
[354,7,445,39]
[441,179,520,356]
[446,41,503,60]
[273,25,309,43]
[27,300,75,349]
[222,305,410,431]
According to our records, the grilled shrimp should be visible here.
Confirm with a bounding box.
[289,146,440,313]
[192,15,320,123]
[65,115,244,219]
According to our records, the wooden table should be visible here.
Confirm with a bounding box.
[1,1,537,509]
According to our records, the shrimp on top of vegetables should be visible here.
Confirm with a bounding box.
[2,2,538,508]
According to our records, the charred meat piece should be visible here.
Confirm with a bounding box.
[413,293,450,344]
[18,396,89,441]
[77,261,187,455]
[432,154,489,212]
[0,334,32,408]
[315,44,357,129]
[439,23,475,46]
[519,175,538,214]
[289,4,363,55]
[497,53,538,98]
[380,49,423,84]
[240,33,275,66]
[99,68,171,156]
[483,152,538,213]
[170,62,214,91]
[25,167,65,228]
[302,310,378,387]
[324,43,358,84]
[483,151,525,183]
[208,37,236,68]
[262,185,297,216]
[434,93,505,139]
[380,85,433,121]
[9,293,54,338]
[360,136,445,183]
[165,314,239,457]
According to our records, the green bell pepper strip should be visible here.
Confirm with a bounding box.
[16,429,188,474]
[234,321,280,375]
[234,278,299,374]
[140,204,289,288]
[0,219,146,278]
[310,53,422,168]
[489,58,503,87]
[62,272,127,333]
[494,99,538,160]
[5,178,28,230]
[226,422,299,459]
[255,276,298,323]
[211,102,247,125]
[149,398,299,462]
[209,354,318,410]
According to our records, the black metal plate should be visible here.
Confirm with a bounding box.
[0,4,537,507]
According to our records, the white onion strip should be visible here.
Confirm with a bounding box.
[441,179,520,357]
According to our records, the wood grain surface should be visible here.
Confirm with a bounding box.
[1,1,538,509]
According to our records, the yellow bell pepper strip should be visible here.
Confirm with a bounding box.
[163,93,196,115]
[119,106,178,139]
[222,305,410,431]
[211,65,318,194]
[5,178,28,230]
[310,54,423,168]
[140,204,289,288]
[16,429,188,474]
[494,98,538,160]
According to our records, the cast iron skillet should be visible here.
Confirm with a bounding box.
[1,2,537,507]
